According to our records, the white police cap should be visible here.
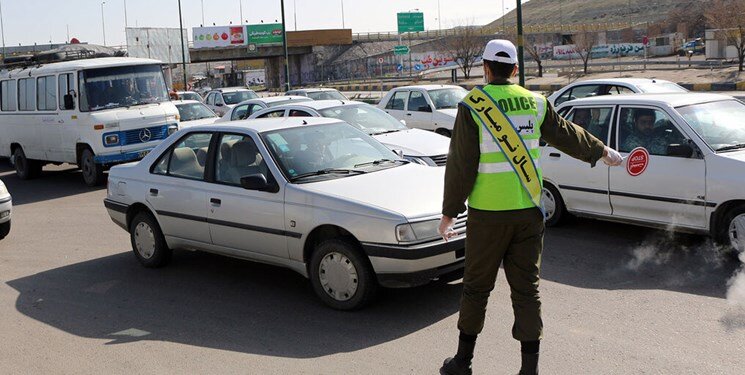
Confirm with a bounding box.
[482,39,518,64]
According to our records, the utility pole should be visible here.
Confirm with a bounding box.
[200,0,205,24]
[239,0,243,25]
[177,0,188,90]
[294,0,298,31]
[437,0,441,33]
[516,0,525,86]
[281,0,291,91]
[340,0,345,29]
[101,1,106,46]
[124,0,128,27]
[0,0,6,64]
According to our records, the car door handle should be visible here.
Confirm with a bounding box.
[406,113,412,116]
[210,198,222,206]
[549,153,561,158]
[149,188,159,196]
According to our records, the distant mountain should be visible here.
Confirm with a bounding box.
[486,0,704,29]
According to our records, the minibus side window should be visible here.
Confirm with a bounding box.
[37,76,57,111]
[1,80,17,111]
[59,73,75,110]
[18,78,35,111]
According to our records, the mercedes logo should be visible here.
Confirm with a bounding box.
[139,128,152,143]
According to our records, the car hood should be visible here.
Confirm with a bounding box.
[179,117,219,128]
[435,108,458,118]
[291,163,445,220]
[717,149,745,162]
[372,128,450,157]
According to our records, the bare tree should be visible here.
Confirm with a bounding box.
[573,26,597,75]
[666,1,708,38]
[438,23,485,79]
[524,34,553,78]
[706,0,745,71]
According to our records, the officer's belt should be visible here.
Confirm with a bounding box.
[462,87,542,211]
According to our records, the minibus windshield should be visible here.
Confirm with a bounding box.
[80,64,169,112]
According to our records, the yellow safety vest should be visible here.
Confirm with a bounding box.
[461,84,547,212]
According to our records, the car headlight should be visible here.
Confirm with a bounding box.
[104,134,120,146]
[404,155,436,166]
[0,181,8,196]
[166,114,179,122]
[167,125,178,136]
[396,219,441,242]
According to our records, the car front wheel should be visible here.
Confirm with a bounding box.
[309,239,377,310]
[719,205,745,255]
[542,183,566,227]
[129,211,172,268]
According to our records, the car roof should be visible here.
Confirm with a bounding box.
[390,84,466,91]
[557,92,735,108]
[213,87,254,93]
[564,78,675,86]
[267,99,366,111]
[0,57,163,78]
[173,100,204,105]
[177,91,199,95]
[288,88,340,93]
[184,117,346,133]
[234,95,310,106]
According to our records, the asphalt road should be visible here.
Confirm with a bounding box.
[1,164,744,374]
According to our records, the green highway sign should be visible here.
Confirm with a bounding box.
[397,12,424,33]
[247,23,284,45]
[393,45,410,55]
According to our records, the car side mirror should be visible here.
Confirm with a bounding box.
[63,94,75,110]
[418,105,433,112]
[215,102,224,107]
[240,173,278,192]
[392,149,404,158]
[667,143,693,158]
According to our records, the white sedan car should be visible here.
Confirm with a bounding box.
[203,88,259,117]
[546,78,688,107]
[249,100,450,166]
[378,85,468,137]
[285,88,348,101]
[541,93,745,252]
[216,96,312,123]
[103,118,466,310]
[173,100,219,129]
[0,179,11,239]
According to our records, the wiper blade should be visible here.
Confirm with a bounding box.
[373,129,402,135]
[354,158,409,168]
[715,143,745,152]
[290,168,366,182]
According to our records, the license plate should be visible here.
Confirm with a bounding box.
[0,211,9,218]
[138,150,150,158]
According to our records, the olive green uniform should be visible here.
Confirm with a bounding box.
[442,79,606,340]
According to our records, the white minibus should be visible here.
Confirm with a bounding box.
[0,57,179,185]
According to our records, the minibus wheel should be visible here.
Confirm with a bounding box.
[13,147,42,180]
[80,149,105,187]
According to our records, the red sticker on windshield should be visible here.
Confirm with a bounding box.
[626,147,649,176]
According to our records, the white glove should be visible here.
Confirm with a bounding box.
[601,146,623,166]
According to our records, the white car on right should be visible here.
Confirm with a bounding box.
[378,85,468,137]
[541,93,745,252]
[546,78,688,107]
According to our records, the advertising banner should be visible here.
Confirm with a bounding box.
[552,43,646,60]
[247,24,284,45]
[193,26,247,49]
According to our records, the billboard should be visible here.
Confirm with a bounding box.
[193,26,247,49]
[126,27,190,63]
[247,24,284,45]
[287,29,352,47]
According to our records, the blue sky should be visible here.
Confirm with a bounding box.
[0,0,521,47]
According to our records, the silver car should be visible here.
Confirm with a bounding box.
[103,117,466,310]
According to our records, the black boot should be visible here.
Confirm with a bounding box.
[440,332,476,375]
[518,352,539,375]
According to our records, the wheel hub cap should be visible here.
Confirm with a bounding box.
[541,188,556,221]
[729,214,745,253]
[318,252,358,302]
[134,222,156,259]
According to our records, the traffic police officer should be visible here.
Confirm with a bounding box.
[438,40,623,375]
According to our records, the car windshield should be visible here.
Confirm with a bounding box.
[306,90,348,101]
[80,64,169,112]
[176,103,217,122]
[179,92,202,101]
[636,83,688,93]
[319,104,407,134]
[261,123,401,182]
[676,100,745,151]
[222,90,258,104]
[267,98,312,107]
[428,87,468,109]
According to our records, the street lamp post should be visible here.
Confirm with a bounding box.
[177,0,188,90]
[340,0,345,29]
[0,0,6,65]
[101,1,106,46]
[437,0,441,32]
[239,0,243,25]
[516,0,525,86]
[281,0,291,91]
[124,0,128,27]
[294,0,297,31]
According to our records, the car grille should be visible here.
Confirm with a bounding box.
[121,125,169,146]
[430,154,448,166]
[453,212,467,234]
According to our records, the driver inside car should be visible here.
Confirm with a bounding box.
[622,108,668,154]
